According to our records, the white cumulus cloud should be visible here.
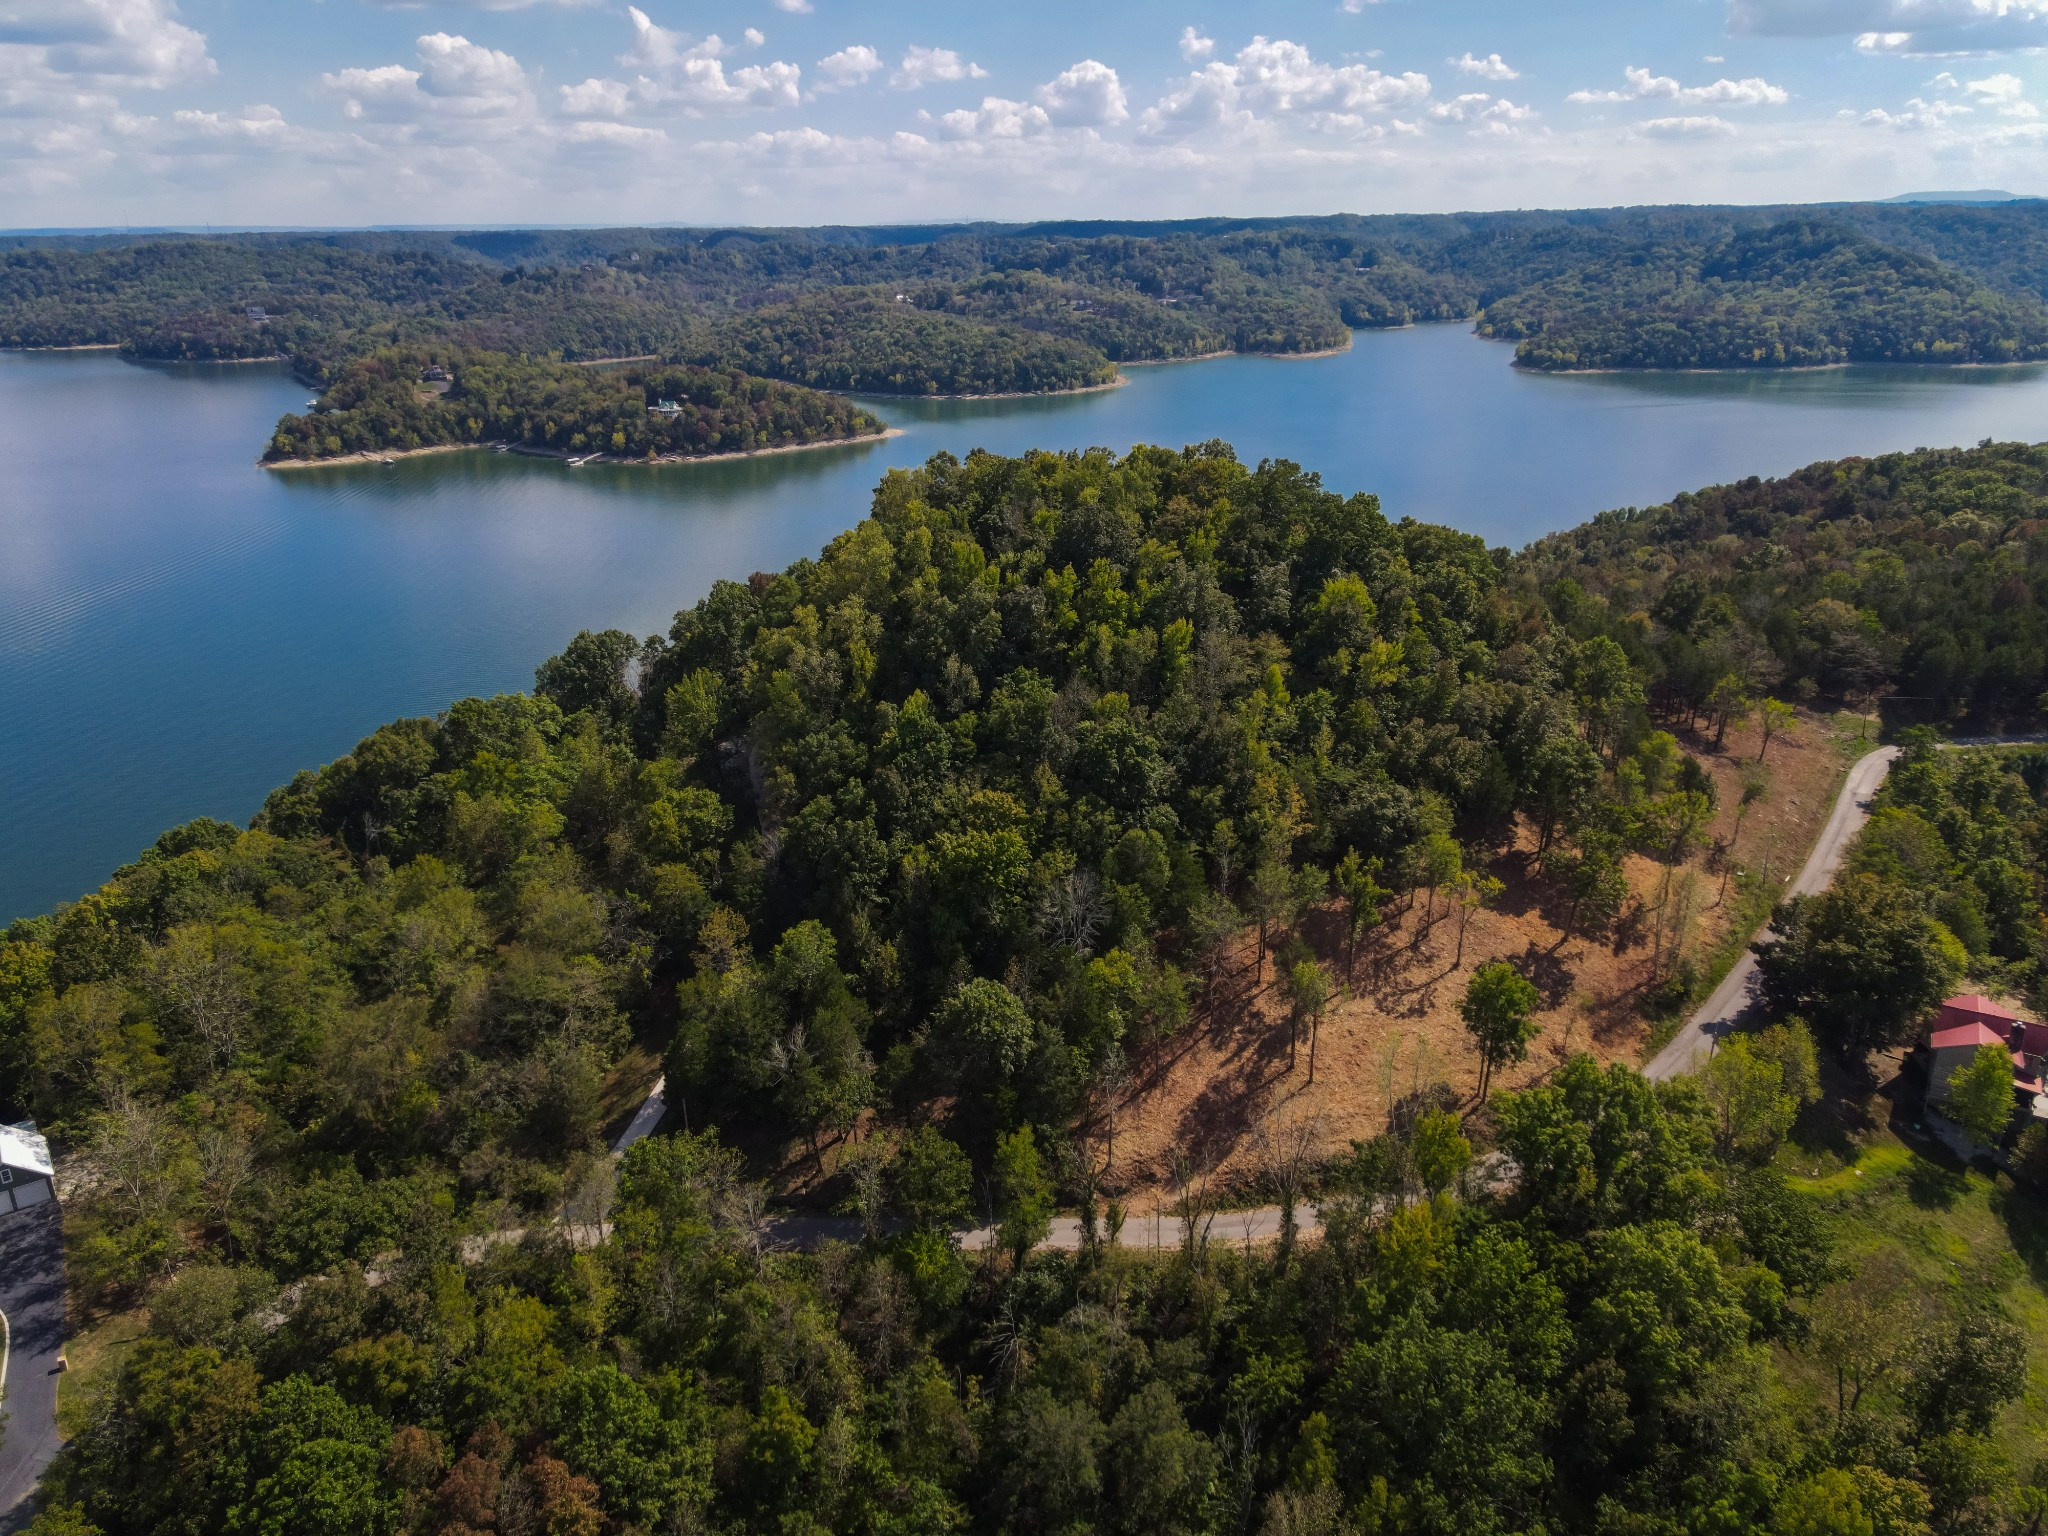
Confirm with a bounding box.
[321,32,531,122]
[814,44,881,90]
[566,9,801,115]
[1967,70,2040,115]
[559,76,632,117]
[891,45,986,90]
[1142,35,1430,138]
[1037,59,1127,127]
[0,0,213,91]
[1179,26,1214,62]
[931,60,1130,140]
[559,119,665,147]
[1854,94,1972,127]
[932,95,1050,140]
[1637,114,1737,137]
[1569,65,1788,106]
[1452,51,1519,81]
[1429,92,1538,135]
[164,103,287,140]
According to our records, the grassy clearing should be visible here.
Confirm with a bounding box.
[1778,1099,2048,1469]
[54,1304,149,1439]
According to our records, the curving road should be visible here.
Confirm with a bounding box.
[0,1201,66,1529]
[1645,744,1900,1082]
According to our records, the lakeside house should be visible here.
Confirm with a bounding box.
[651,398,684,416]
[0,1121,55,1216]
[1920,993,2048,1140]
[245,305,268,323]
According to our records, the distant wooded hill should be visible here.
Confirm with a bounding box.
[7,201,2048,396]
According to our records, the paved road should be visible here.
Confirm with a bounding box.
[1644,745,1899,1081]
[611,1074,671,1155]
[749,1203,1326,1254]
[0,1202,66,1527]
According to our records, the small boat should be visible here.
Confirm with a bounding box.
[381,457,395,465]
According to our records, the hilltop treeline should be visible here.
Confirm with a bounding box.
[1521,439,2048,729]
[1483,221,2048,369]
[8,202,2048,402]
[264,349,886,463]
[7,440,2048,1535]
[684,291,1119,396]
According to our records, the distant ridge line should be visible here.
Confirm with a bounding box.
[1883,190,2041,205]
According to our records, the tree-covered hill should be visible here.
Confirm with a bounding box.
[12,201,2048,411]
[7,439,2048,1536]
[682,290,1120,396]
[1483,220,2048,370]
[1519,439,2048,728]
[263,348,886,463]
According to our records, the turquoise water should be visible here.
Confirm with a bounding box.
[6,326,2048,922]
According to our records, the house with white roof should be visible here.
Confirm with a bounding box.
[0,1121,55,1215]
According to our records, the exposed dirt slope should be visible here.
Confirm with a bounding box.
[1096,710,1864,1200]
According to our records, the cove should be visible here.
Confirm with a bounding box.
[6,324,2048,923]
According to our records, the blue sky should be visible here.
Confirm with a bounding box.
[4,0,2047,228]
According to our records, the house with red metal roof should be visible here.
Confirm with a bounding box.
[1937,994,2025,1034]
[1924,994,2048,1139]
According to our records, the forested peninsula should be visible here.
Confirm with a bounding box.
[10,439,2048,1536]
[1482,220,2048,370]
[9,200,2048,415]
[263,349,887,466]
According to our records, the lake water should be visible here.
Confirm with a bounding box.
[6,325,2048,922]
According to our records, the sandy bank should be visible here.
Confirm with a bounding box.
[264,427,902,471]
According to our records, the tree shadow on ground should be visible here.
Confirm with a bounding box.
[1992,1182,2048,1289]
[1789,1052,1881,1168]
[1579,971,1654,1049]
[1612,901,1651,957]
[1903,1153,1970,1210]
[1508,941,1576,1009]
[1486,849,1550,924]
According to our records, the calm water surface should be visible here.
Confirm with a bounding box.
[6,325,2048,920]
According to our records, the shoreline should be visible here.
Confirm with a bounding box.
[1120,338,1357,369]
[1479,328,2048,377]
[1512,355,2048,376]
[855,374,1127,402]
[1251,339,1353,360]
[1120,350,1236,369]
[263,426,903,472]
